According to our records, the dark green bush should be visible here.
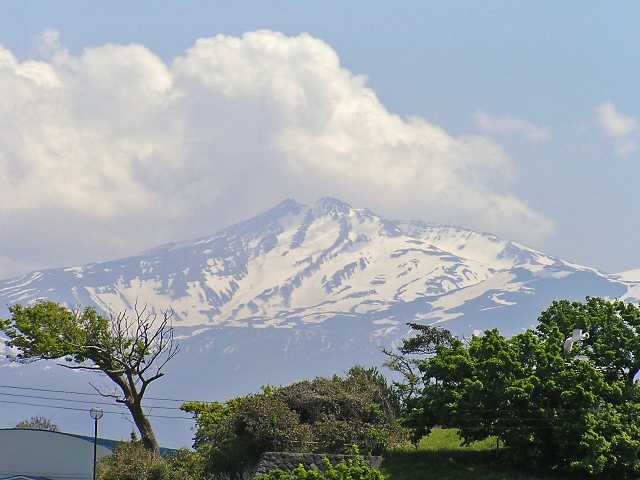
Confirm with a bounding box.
[182,366,407,477]
[97,442,204,480]
[255,457,386,480]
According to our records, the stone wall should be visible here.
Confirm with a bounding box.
[253,452,383,477]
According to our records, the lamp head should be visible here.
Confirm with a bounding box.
[90,407,104,420]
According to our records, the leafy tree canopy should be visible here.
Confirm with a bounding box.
[382,323,455,410]
[0,300,178,455]
[404,297,640,477]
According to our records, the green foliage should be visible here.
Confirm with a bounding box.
[381,324,455,409]
[407,297,640,477]
[0,301,111,364]
[382,428,558,480]
[163,449,207,480]
[536,297,640,385]
[97,442,204,480]
[0,300,178,454]
[98,442,159,480]
[15,416,60,432]
[182,366,407,477]
[182,394,315,475]
[255,457,385,480]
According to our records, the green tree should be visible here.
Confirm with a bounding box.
[97,442,204,480]
[0,300,179,455]
[381,323,455,408]
[182,367,406,477]
[98,441,161,480]
[15,416,60,432]
[407,298,640,476]
[536,297,640,385]
[183,394,314,477]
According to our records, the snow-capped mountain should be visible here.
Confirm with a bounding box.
[0,198,635,335]
[0,198,637,448]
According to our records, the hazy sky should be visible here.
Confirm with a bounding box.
[0,1,638,279]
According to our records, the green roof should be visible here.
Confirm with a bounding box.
[69,433,179,456]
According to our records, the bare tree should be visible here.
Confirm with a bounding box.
[0,301,179,455]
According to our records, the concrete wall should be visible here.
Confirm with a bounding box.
[0,429,112,480]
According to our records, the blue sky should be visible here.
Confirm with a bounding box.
[0,0,638,277]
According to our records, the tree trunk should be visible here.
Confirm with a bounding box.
[107,372,161,456]
[127,400,160,456]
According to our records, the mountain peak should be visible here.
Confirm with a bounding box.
[270,198,306,216]
[0,197,630,335]
[313,197,352,217]
[0,197,633,452]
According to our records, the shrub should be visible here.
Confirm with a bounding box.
[97,442,204,480]
[15,416,60,431]
[255,457,386,480]
[182,366,407,477]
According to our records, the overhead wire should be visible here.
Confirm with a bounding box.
[0,397,193,419]
[0,390,182,410]
[0,383,203,403]
[0,383,197,420]
[0,384,616,426]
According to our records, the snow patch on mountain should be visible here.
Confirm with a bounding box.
[0,198,637,335]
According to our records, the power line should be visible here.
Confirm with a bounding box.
[0,390,612,427]
[0,391,183,411]
[0,397,124,414]
[0,383,208,403]
[0,398,193,420]
[0,382,219,421]
[1,391,601,425]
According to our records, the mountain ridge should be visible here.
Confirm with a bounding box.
[0,197,638,449]
[0,197,634,336]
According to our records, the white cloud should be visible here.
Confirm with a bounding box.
[35,28,62,57]
[611,138,639,155]
[0,30,554,279]
[595,100,639,154]
[474,112,552,141]
[596,101,638,137]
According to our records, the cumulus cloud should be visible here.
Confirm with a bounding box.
[35,28,62,56]
[595,101,639,154]
[596,101,638,137]
[0,30,554,279]
[474,112,552,141]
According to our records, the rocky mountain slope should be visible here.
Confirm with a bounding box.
[2,197,634,335]
[0,198,637,447]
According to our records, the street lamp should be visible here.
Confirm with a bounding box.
[90,407,104,480]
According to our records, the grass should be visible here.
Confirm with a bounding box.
[380,428,569,480]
